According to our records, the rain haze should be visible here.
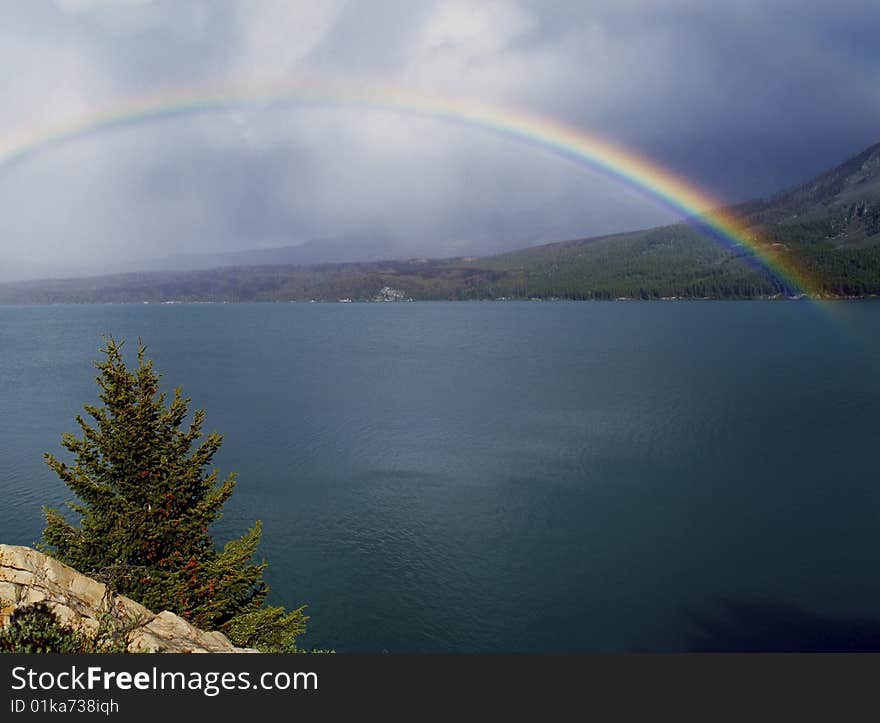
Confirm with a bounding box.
[1,0,879,281]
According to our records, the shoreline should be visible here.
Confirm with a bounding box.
[1,295,879,306]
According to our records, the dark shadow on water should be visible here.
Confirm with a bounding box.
[685,598,880,652]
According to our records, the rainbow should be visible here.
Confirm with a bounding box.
[0,76,817,295]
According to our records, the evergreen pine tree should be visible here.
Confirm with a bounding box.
[42,338,307,651]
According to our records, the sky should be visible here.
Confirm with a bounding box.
[0,0,879,280]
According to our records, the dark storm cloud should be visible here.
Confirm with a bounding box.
[0,0,878,279]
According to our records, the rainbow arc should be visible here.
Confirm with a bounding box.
[0,77,817,295]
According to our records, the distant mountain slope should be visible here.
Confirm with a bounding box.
[150,233,534,272]
[473,224,773,299]
[153,235,418,271]
[0,261,506,304]
[739,141,880,246]
[2,141,879,303]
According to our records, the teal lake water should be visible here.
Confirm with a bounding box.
[2,301,880,651]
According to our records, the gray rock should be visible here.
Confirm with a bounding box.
[0,544,256,653]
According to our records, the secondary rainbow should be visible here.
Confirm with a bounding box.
[0,77,817,295]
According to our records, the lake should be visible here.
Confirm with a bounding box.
[2,301,880,651]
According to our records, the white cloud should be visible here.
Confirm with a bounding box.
[400,1,539,98]
[232,0,348,81]
[53,0,168,36]
[0,30,106,137]
[410,1,533,60]
[54,0,155,13]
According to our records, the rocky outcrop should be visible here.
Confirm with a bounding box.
[0,544,254,653]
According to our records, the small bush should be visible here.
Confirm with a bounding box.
[0,603,91,653]
[0,602,133,653]
[222,605,309,653]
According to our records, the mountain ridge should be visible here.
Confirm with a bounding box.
[739,140,880,245]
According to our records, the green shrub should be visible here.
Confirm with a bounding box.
[0,603,87,653]
[222,605,309,653]
[0,602,131,653]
